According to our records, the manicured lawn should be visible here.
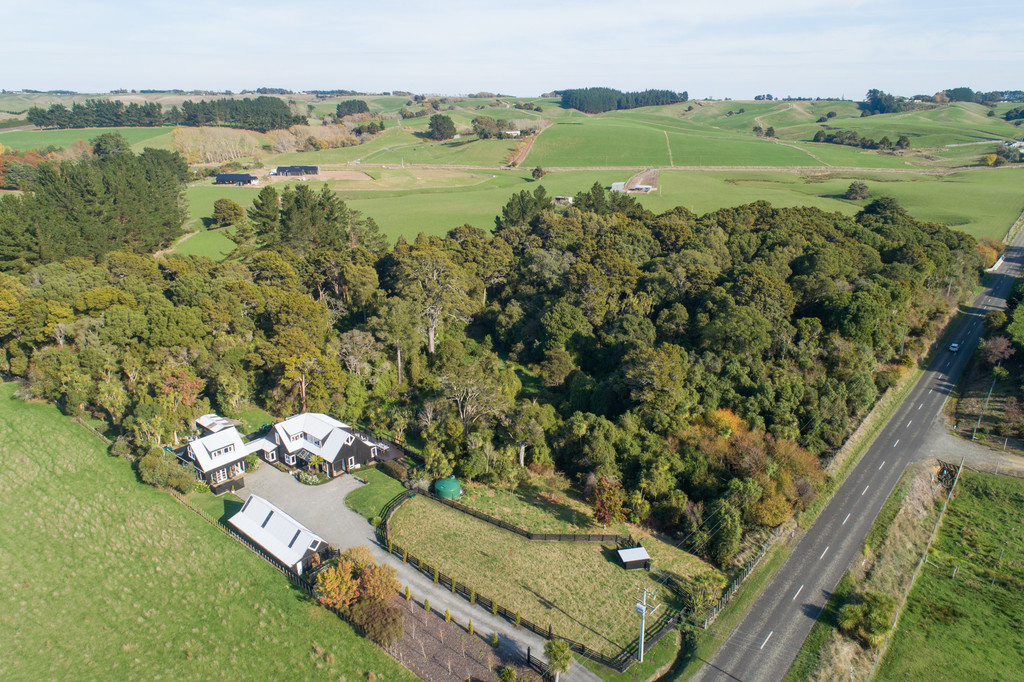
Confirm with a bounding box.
[388,494,719,656]
[0,382,415,681]
[876,471,1024,680]
[344,466,407,520]
[237,406,274,434]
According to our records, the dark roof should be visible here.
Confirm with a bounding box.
[215,174,257,183]
[276,165,319,174]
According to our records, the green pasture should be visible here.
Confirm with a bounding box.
[876,471,1024,680]
[527,118,673,167]
[0,382,414,681]
[0,125,178,152]
[388,494,718,656]
[640,168,1024,240]
[174,163,1024,262]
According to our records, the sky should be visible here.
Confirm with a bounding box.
[4,0,1022,99]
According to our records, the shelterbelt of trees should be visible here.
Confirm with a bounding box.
[0,160,981,564]
[26,96,307,133]
[558,87,688,114]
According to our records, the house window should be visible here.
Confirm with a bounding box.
[265,450,277,462]
[285,453,296,466]
[348,456,355,468]
[212,469,227,483]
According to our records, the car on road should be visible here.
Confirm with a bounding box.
[949,343,960,352]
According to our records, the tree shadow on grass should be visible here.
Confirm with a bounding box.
[520,583,620,651]
[511,482,592,532]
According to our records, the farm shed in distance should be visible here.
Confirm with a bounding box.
[228,494,325,575]
[617,546,650,570]
[215,173,258,186]
[274,165,320,176]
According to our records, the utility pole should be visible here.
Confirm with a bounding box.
[634,586,660,663]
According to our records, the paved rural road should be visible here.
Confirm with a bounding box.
[692,231,1024,682]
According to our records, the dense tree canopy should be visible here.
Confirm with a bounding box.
[336,100,371,117]
[27,96,306,133]
[0,141,188,272]
[427,114,456,141]
[559,88,687,114]
[0,181,981,567]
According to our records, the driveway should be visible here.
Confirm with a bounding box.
[240,464,603,682]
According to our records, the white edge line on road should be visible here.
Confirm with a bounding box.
[760,631,773,649]
[843,513,851,525]
[792,584,803,600]
[820,546,829,560]
[862,485,869,496]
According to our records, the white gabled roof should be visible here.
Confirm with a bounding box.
[244,436,277,455]
[273,413,354,464]
[187,426,246,473]
[228,495,324,569]
[196,413,237,434]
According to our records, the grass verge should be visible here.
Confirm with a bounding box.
[673,542,794,680]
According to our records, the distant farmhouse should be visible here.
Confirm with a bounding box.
[228,494,325,575]
[215,173,258,186]
[273,165,319,177]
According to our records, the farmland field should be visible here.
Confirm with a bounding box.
[388,493,719,656]
[0,382,415,681]
[876,471,1024,680]
[0,125,177,152]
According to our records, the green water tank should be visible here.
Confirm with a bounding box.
[434,476,462,499]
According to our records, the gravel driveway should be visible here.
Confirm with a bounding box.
[237,464,603,681]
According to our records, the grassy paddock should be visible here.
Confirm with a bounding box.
[388,495,718,656]
[0,382,415,681]
[0,125,175,151]
[876,471,1024,680]
[455,475,631,535]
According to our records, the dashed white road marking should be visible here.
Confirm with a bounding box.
[843,513,851,525]
[761,632,773,649]
[918,403,923,410]
[906,420,912,428]
[792,585,803,601]
[893,439,900,447]
[862,485,870,496]
[879,461,885,470]
[820,546,829,560]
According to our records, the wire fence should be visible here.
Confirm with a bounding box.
[698,529,780,629]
